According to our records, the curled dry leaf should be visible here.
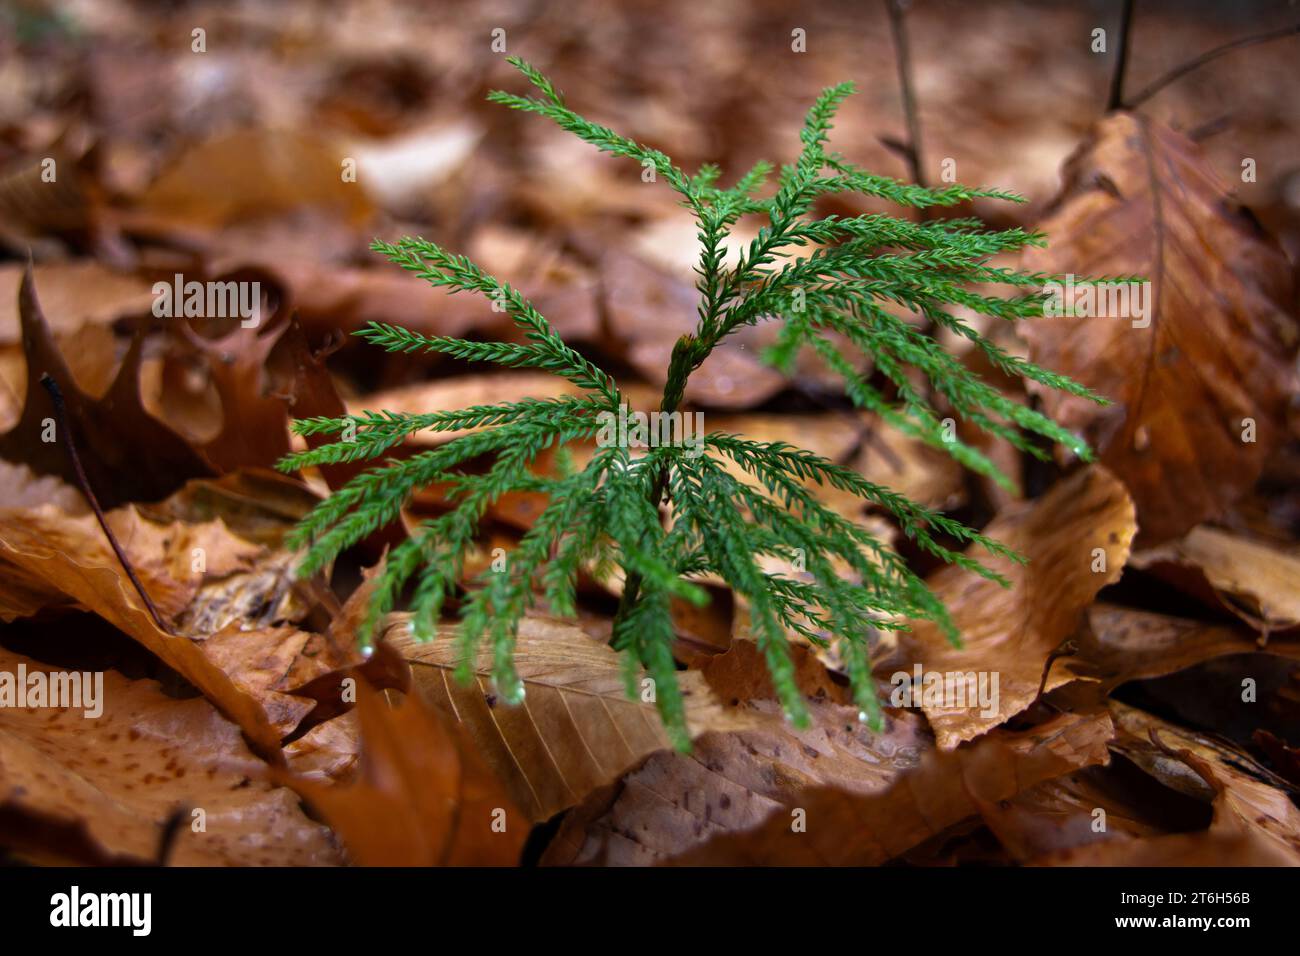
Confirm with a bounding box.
[0,504,346,754]
[0,262,154,343]
[671,707,1113,866]
[974,766,1178,863]
[0,648,342,866]
[278,681,526,866]
[1130,525,1300,636]
[541,636,1107,865]
[1044,702,1300,866]
[1020,112,1298,545]
[157,300,356,487]
[1076,603,1300,692]
[283,711,361,782]
[385,614,755,823]
[0,265,214,508]
[545,704,1112,866]
[134,468,322,549]
[898,465,1136,749]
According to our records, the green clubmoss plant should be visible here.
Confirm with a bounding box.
[278,57,1107,749]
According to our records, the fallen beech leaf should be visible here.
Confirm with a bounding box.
[542,698,932,866]
[128,128,372,236]
[279,681,525,866]
[1130,525,1300,636]
[545,705,1111,866]
[0,504,345,753]
[0,648,342,866]
[386,614,753,823]
[0,265,214,507]
[1046,702,1300,866]
[708,410,964,513]
[700,636,850,707]
[974,763,1196,863]
[1020,113,1298,544]
[284,711,360,782]
[675,707,1113,866]
[667,582,736,665]
[1075,603,1300,692]
[898,465,1136,748]
[0,262,154,343]
[134,468,320,548]
[0,504,261,623]
[354,372,581,448]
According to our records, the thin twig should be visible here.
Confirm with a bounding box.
[1106,0,1136,111]
[155,807,188,865]
[883,0,926,188]
[1125,21,1300,108]
[40,374,170,634]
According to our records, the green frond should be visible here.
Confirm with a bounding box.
[279,60,1114,752]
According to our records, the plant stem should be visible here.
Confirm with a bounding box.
[40,374,170,634]
[1125,20,1300,108]
[611,334,702,643]
[884,0,926,189]
[1106,0,1135,112]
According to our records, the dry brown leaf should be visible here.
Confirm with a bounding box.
[355,374,661,452]
[283,711,360,782]
[544,704,1112,866]
[670,707,1113,866]
[0,647,342,866]
[279,681,525,866]
[1045,702,1300,866]
[1130,525,1300,636]
[231,257,492,341]
[1020,112,1298,545]
[386,614,754,823]
[700,635,850,707]
[0,320,123,429]
[127,128,373,237]
[353,372,581,448]
[0,459,87,514]
[1075,603,1300,692]
[0,265,215,507]
[0,504,345,753]
[0,262,154,343]
[973,765,1188,863]
[708,410,964,512]
[542,698,932,866]
[1254,730,1300,789]
[898,465,1136,749]
[134,468,321,549]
